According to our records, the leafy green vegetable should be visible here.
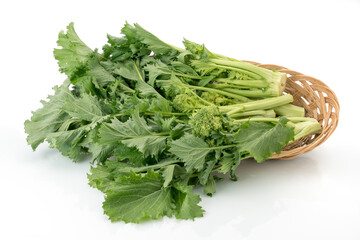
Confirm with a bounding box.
[235,118,295,163]
[88,162,203,223]
[169,133,212,172]
[25,81,72,150]
[102,171,174,223]
[53,22,93,78]
[25,22,322,223]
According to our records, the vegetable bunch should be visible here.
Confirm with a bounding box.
[24,23,322,223]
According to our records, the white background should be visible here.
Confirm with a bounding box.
[1,0,359,239]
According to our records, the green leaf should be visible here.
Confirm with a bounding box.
[144,60,171,86]
[74,76,105,97]
[145,60,200,86]
[88,143,116,164]
[171,61,199,76]
[103,171,173,223]
[203,174,216,196]
[53,23,127,89]
[88,163,114,192]
[98,112,168,157]
[217,152,236,174]
[24,81,73,150]
[198,75,216,87]
[121,95,150,114]
[148,98,173,113]
[53,22,93,78]
[230,151,243,181]
[148,113,176,133]
[162,165,176,188]
[235,118,294,163]
[172,184,204,220]
[199,158,217,185]
[114,60,145,81]
[46,112,109,161]
[122,136,167,158]
[88,160,139,193]
[113,143,145,166]
[98,116,148,145]
[190,60,218,76]
[109,159,179,175]
[47,127,87,161]
[169,133,211,172]
[62,93,104,121]
[114,60,163,98]
[182,39,212,60]
[122,23,179,56]
[83,55,118,86]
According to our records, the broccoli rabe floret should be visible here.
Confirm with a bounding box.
[189,106,223,137]
[201,92,236,106]
[173,94,205,112]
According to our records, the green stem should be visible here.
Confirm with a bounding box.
[175,72,201,80]
[116,81,135,93]
[133,60,145,82]
[188,88,214,106]
[62,119,82,131]
[209,58,276,80]
[153,132,171,136]
[125,159,181,173]
[218,87,278,97]
[233,117,318,123]
[293,122,322,140]
[234,117,281,123]
[187,85,250,102]
[205,61,263,79]
[229,110,276,118]
[273,104,305,117]
[207,144,238,150]
[112,113,128,118]
[212,78,268,88]
[220,94,293,114]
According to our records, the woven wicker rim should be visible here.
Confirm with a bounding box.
[244,61,340,160]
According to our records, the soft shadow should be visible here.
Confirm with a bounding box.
[182,156,321,237]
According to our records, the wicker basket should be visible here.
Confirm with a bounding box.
[244,61,340,160]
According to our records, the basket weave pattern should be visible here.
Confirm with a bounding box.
[245,61,340,160]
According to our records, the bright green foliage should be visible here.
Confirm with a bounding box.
[103,171,173,223]
[121,23,179,57]
[235,118,294,163]
[113,143,145,166]
[47,126,87,160]
[169,133,212,171]
[53,22,93,78]
[62,93,105,122]
[98,113,168,157]
[88,162,204,223]
[24,81,72,150]
[88,143,116,164]
[25,22,322,224]
[172,183,204,219]
[162,165,176,188]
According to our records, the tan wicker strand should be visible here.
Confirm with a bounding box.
[244,61,340,160]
